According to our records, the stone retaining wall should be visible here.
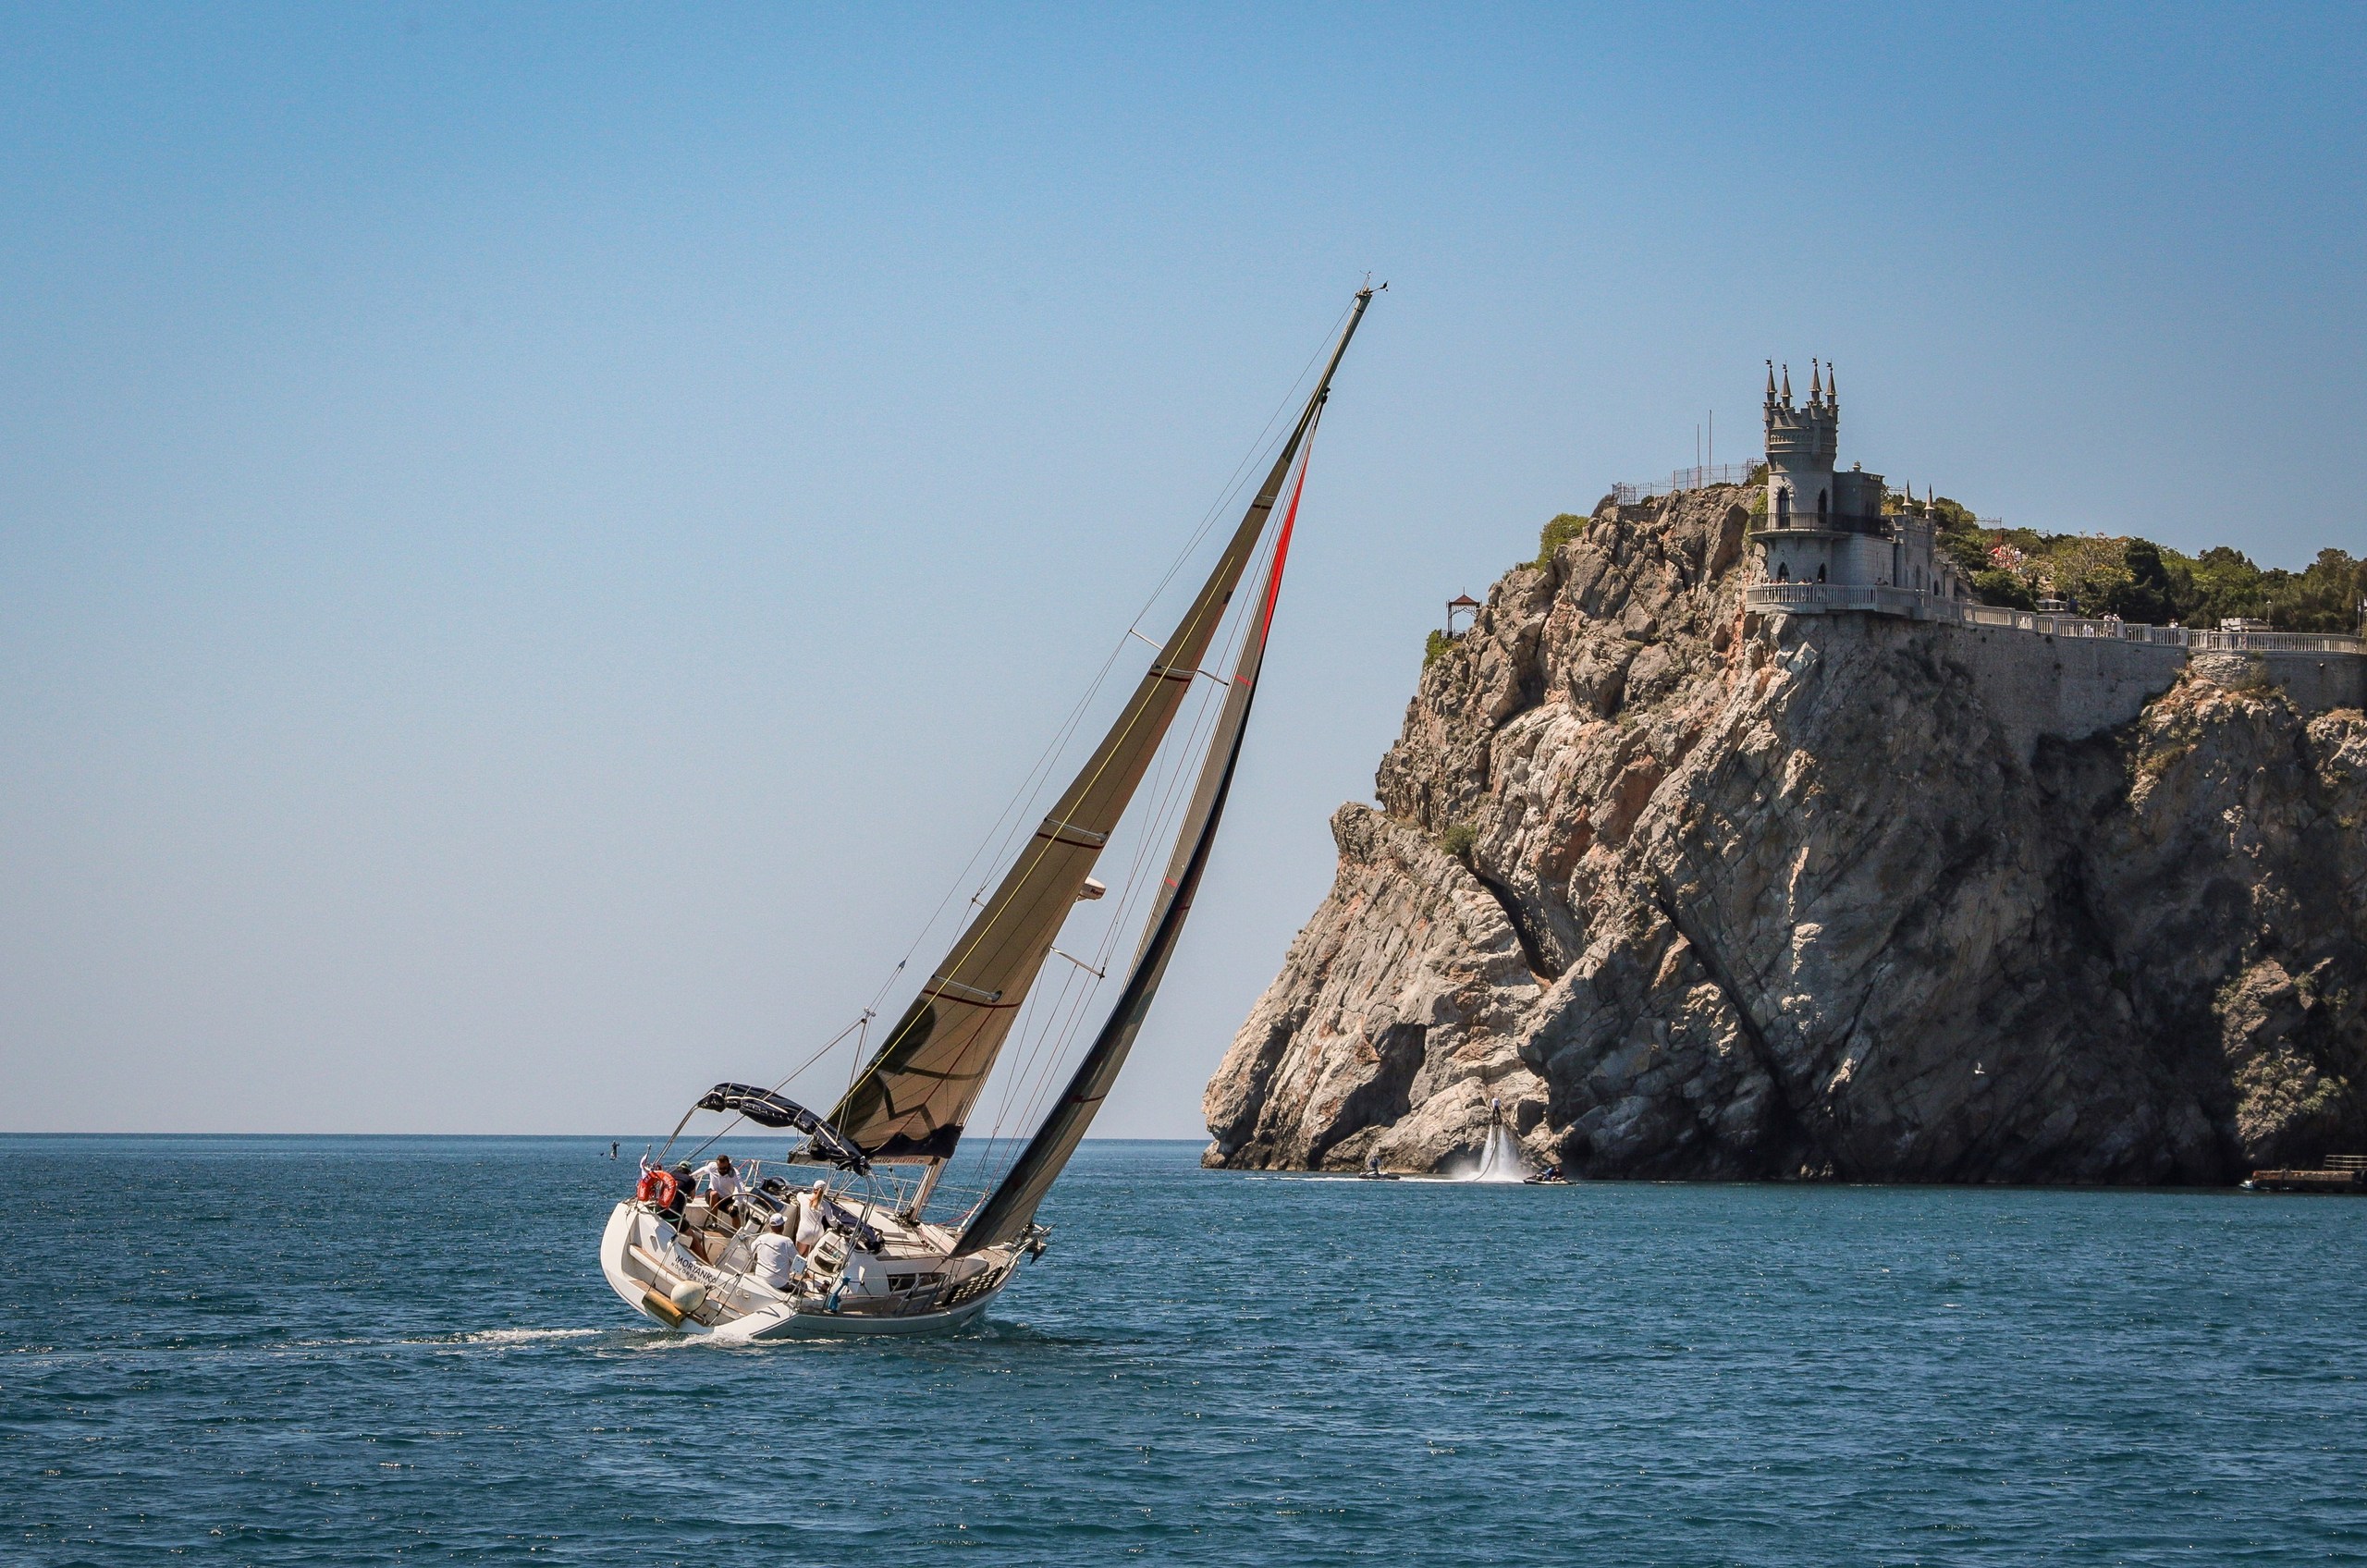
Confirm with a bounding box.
[1746,591,2364,743]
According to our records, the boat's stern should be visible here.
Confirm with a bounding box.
[599,1200,705,1329]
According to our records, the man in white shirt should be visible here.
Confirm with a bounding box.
[750,1212,804,1293]
[694,1155,746,1223]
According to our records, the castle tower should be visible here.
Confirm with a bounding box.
[1763,360,1838,522]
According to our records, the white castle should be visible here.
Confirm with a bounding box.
[1750,361,1968,605]
[1733,359,2362,724]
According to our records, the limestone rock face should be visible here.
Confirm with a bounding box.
[1202,489,2367,1182]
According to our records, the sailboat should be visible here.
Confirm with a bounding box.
[597,288,1377,1341]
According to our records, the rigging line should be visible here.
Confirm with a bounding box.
[842,1007,873,1099]
[980,702,1198,1178]
[939,304,1339,934]
[959,306,1339,908]
[972,964,1055,1152]
[851,301,1346,1025]
[980,965,1098,1193]
[852,416,1303,1056]
[960,647,1125,902]
[970,705,1211,1183]
[1095,428,1298,926]
[1085,557,1258,962]
[969,613,1250,1175]
[969,499,1286,1194]
[968,432,1295,1167]
[837,300,1351,1039]
[672,1013,885,1160]
[1083,301,1327,638]
[971,966,1091,1198]
[980,910,1122,1193]
[966,535,1260,1177]
[834,578,1248,1120]
[984,424,1314,1188]
[1120,300,1354,628]
[873,632,1128,993]
[977,946,1086,1150]
[975,415,1306,1186]
[680,1010,877,1164]
[817,610,1127,1121]
[942,457,1281,933]
[834,306,1355,1128]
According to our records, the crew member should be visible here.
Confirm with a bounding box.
[751,1212,805,1293]
[794,1179,830,1256]
[695,1154,747,1224]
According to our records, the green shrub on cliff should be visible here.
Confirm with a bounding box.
[1438,823,1478,861]
[1424,628,1455,668]
[1536,512,1586,567]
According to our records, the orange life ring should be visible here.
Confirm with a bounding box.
[636,1169,680,1207]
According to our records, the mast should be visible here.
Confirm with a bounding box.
[956,287,1371,1252]
[822,288,1376,1172]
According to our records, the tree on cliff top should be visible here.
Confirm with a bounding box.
[1925,504,2361,631]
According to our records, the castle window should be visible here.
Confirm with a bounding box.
[1816,489,1828,518]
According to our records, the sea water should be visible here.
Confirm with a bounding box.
[4,1135,2363,1565]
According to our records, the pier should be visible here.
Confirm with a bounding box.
[2247,1156,2367,1194]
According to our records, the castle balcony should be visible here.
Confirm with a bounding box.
[1744,582,1944,618]
[1749,510,1895,539]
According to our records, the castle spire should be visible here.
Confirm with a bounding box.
[1809,360,1821,405]
[1765,361,1776,402]
[1780,363,1791,404]
[1825,363,1836,405]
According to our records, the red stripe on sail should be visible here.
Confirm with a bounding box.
[1258,433,1314,642]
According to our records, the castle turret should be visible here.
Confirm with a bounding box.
[1764,359,1838,522]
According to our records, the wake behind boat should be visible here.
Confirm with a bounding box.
[598,289,1378,1341]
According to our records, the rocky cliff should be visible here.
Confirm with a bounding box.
[1203,489,2367,1182]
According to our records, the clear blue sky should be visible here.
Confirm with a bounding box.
[5,4,2361,1135]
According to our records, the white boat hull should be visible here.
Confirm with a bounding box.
[598,1200,1020,1341]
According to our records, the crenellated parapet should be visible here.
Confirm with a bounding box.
[1762,360,1840,522]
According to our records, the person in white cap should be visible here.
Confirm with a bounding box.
[750,1211,805,1293]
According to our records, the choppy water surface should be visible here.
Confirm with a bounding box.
[4,1136,2362,1564]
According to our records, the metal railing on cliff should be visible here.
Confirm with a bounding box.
[1741,582,2366,655]
[1613,463,1760,505]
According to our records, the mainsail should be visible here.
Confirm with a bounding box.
[825,290,1375,1164]
[955,400,1321,1253]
